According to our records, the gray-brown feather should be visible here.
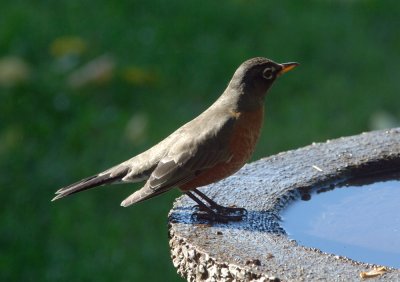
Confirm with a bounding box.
[120,110,236,206]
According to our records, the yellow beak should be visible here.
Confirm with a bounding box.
[279,62,299,75]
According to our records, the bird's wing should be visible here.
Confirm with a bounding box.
[120,115,236,206]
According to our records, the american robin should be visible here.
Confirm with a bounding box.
[53,57,298,222]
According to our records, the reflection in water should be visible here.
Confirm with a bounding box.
[282,174,400,268]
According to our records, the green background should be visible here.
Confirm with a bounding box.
[1,1,399,281]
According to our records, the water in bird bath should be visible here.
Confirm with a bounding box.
[281,171,400,268]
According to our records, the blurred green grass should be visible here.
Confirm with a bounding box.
[0,1,399,281]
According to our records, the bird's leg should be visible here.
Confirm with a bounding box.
[193,189,247,216]
[185,192,243,222]
[186,192,215,213]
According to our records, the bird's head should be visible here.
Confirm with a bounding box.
[227,57,298,110]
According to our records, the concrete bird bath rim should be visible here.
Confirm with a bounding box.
[168,128,400,281]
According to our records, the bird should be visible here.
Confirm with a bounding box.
[52,57,298,222]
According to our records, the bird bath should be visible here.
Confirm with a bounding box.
[168,128,400,281]
[282,172,400,269]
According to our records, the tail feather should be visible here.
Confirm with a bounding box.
[120,185,162,207]
[52,168,129,201]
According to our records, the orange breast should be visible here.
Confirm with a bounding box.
[180,107,264,191]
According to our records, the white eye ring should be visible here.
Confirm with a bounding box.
[263,67,275,80]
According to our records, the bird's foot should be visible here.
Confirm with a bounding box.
[192,206,246,223]
[188,192,246,222]
[214,206,247,217]
[192,211,243,223]
[193,204,209,212]
[193,204,247,217]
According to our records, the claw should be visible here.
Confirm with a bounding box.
[214,206,247,216]
[192,204,209,212]
[186,191,247,222]
[192,209,245,223]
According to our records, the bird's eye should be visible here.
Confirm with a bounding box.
[262,67,275,80]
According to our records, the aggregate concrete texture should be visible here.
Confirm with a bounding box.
[168,128,400,281]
